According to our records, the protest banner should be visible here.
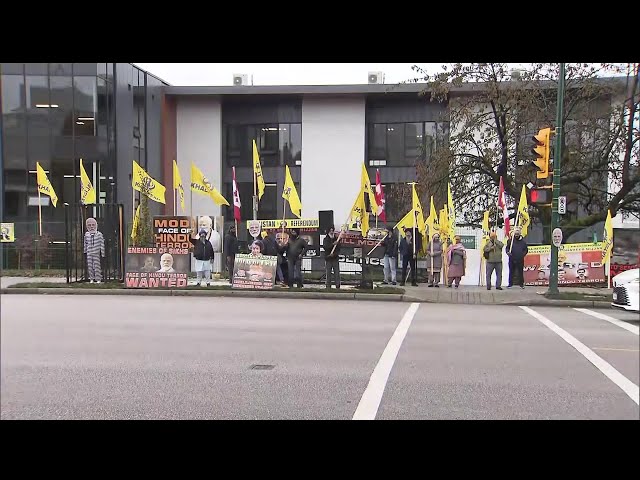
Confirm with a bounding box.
[232,254,278,290]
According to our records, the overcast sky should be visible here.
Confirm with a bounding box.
[133,63,443,86]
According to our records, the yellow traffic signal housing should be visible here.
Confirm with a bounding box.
[532,127,552,179]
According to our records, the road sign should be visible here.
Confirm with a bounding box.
[558,196,567,215]
[552,228,563,248]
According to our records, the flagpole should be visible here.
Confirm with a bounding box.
[253,157,258,221]
[38,188,42,236]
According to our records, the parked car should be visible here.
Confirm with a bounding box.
[611,268,639,312]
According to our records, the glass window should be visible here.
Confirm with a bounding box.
[25,64,48,75]
[1,75,25,113]
[49,63,72,76]
[405,122,424,160]
[25,75,49,108]
[1,63,24,74]
[226,125,249,167]
[368,124,386,160]
[386,123,404,165]
[424,122,437,161]
[50,76,73,137]
[73,63,96,76]
[289,123,302,166]
[96,77,108,139]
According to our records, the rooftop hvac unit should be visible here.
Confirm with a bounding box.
[368,71,384,84]
[233,74,249,86]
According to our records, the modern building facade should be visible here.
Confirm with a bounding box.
[2,63,635,250]
[0,63,168,240]
[162,84,449,244]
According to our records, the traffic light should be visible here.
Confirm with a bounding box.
[530,187,552,205]
[532,127,552,179]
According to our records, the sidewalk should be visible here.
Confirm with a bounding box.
[1,276,613,308]
[399,284,612,306]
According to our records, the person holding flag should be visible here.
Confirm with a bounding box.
[399,226,420,287]
[506,227,528,289]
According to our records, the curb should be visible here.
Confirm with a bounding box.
[0,287,614,308]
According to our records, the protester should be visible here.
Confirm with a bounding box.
[262,231,285,285]
[323,225,341,289]
[399,228,420,287]
[284,228,308,288]
[506,227,528,289]
[190,228,214,287]
[426,233,443,287]
[381,225,398,285]
[224,225,238,284]
[483,231,504,290]
[446,235,466,288]
[250,239,264,257]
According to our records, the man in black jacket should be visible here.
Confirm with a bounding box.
[285,228,307,288]
[399,228,421,287]
[262,231,285,285]
[323,225,342,289]
[506,228,528,289]
[224,225,238,284]
[190,229,215,286]
[381,225,398,285]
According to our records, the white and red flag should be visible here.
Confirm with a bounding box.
[375,169,386,223]
[232,166,241,223]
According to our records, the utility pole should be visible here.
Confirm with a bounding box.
[547,63,566,295]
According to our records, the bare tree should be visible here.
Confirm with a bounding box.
[408,63,639,235]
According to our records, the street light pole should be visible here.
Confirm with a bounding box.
[548,63,566,295]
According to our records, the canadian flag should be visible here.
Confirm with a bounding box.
[232,166,241,223]
[497,176,510,238]
[375,169,386,223]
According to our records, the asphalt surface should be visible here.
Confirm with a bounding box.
[1,295,638,420]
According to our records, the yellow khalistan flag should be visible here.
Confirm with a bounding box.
[131,204,140,241]
[516,184,530,237]
[601,210,613,263]
[361,163,378,215]
[348,189,369,238]
[447,183,456,240]
[480,210,490,252]
[425,196,439,239]
[253,140,265,201]
[132,160,166,204]
[36,162,58,207]
[173,160,185,212]
[190,162,229,206]
[439,207,449,244]
[283,165,302,218]
[79,158,96,205]
[411,184,425,234]
[394,209,418,238]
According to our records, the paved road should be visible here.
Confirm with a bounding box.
[1,295,638,419]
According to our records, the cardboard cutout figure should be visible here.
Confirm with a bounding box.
[84,218,105,283]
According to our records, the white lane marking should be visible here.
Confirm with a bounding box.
[593,347,640,353]
[353,302,420,420]
[520,306,639,406]
[573,308,639,336]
